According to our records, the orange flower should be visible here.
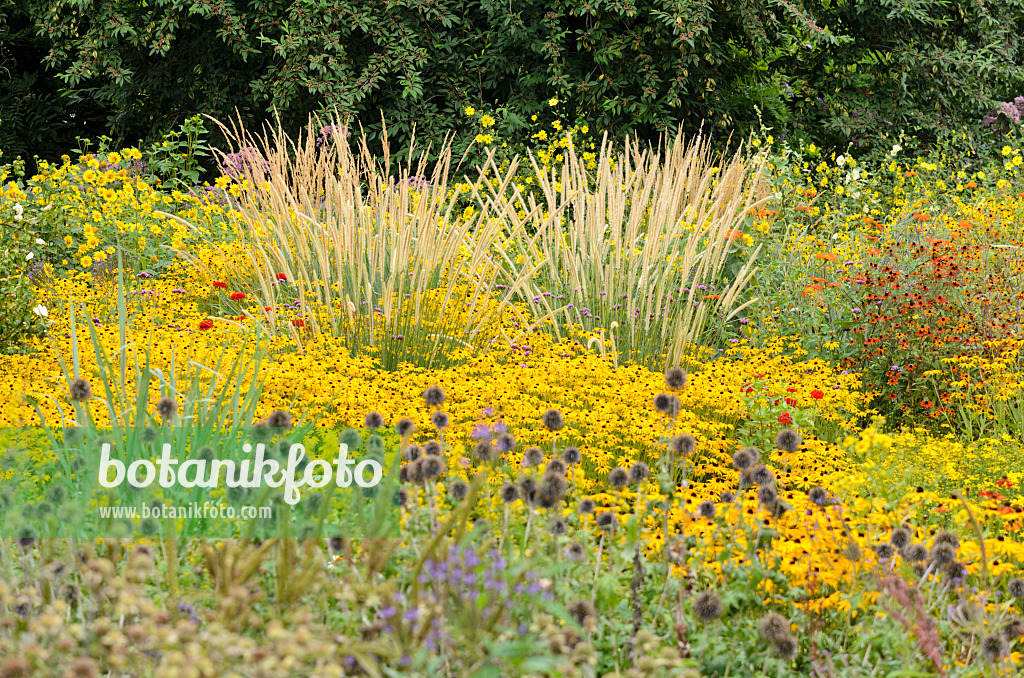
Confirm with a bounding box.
[802,284,823,298]
[905,171,920,177]
[866,248,882,256]
[814,252,839,262]
[808,276,827,283]
[958,219,973,229]
[795,205,812,212]
[724,229,743,241]
[966,181,977,188]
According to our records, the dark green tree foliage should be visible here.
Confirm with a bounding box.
[2,0,1023,167]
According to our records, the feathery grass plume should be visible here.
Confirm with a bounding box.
[1008,578,1024,599]
[890,527,912,549]
[902,543,928,562]
[693,590,723,621]
[567,599,597,626]
[404,444,422,462]
[541,408,565,431]
[774,428,801,453]
[546,458,567,476]
[732,448,756,470]
[665,367,687,390]
[757,485,777,505]
[565,542,586,561]
[423,385,446,407]
[495,431,516,453]
[423,440,442,456]
[449,480,469,501]
[422,455,445,479]
[807,486,828,505]
[609,466,629,489]
[500,483,519,503]
[364,411,384,429]
[430,410,449,429]
[933,530,960,550]
[266,408,293,429]
[156,396,178,420]
[524,446,545,467]
[395,417,416,437]
[981,633,1007,662]
[758,612,789,644]
[929,543,956,566]
[873,543,895,560]
[672,434,696,457]
[69,377,92,401]
[629,461,650,484]
[696,500,715,519]
[579,498,596,514]
[551,518,567,536]
[562,446,582,465]
[720,491,736,503]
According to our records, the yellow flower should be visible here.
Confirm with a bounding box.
[1002,146,1012,156]
[548,97,558,106]
[106,152,122,165]
[465,106,476,116]
[64,235,74,247]
[480,114,495,128]
[80,256,93,268]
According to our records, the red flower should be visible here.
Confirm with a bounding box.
[237,316,247,321]
[230,292,246,301]
[212,281,227,289]
[996,477,1014,488]
[777,412,793,425]
[198,320,214,330]
[291,318,305,328]
[785,397,796,406]
[276,273,288,281]
[810,389,825,400]
[785,387,798,393]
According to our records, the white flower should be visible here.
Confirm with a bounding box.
[32,304,48,318]
[836,155,846,166]
[35,238,46,246]
[25,251,34,261]
[13,203,23,221]
[851,169,861,181]
[890,144,902,156]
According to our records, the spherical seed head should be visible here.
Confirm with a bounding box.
[808,487,828,505]
[890,527,912,549]
[495,432,516,454]
[423,385,446,407]
[751,464,775,486]
[536,484,560,509]
[981,633,1007,662]
[653,393,672,413]
[902,543,928,562]
[579,498,596,514]
[500,482,519,504]
[542,471,568,498]
[874,543,895,560]
[720,491,736,503]
[696,500,715,519]
[665,367,687,390]
[398,465,410,483]
[409,459,425,484]
[732,448,755,470]
[423,440,442,456]
[524,446,544,467]
[672,434,697,457]
[773,635,798,661]
[449,480,468,501]
[739,467,755,489]
[842,541,862,562]
[398,489,408,506]
[629,461,650,484]
[774,428,801,453]
[929,543,956,566]
[69,377,92,402]
[567,599,597,626]
[694,590,723,621]
[473,440,496,463]
[519,477,537,504]
[596,511,617,531]
[1003,617,1024,639]
[364,411,384,429]
[550,518,567,536]
[422,456,445,479]
[546,458,567,476]
[541,408,564,431]
[565,542,585,561]
[562,446,582,465]
[404,444,422,462]
[395,417,416,437]
[266,409,293,429]
[1008,578,1024,599]
[757,485,777,505]
[609,466,629,489]
[944,561,967,582]
[430,410,449,429]
[758,612,789,643]
[156,397,178,420]
[934,530,960,550]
